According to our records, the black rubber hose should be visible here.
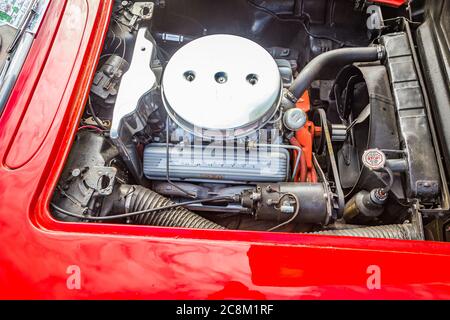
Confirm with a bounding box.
[309,224,422,240]
[289,46,385,99]
[115,185,226,229]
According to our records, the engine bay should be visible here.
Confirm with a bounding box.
[51,0,450,241]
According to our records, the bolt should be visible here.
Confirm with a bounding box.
[72,168,81,177]
[214,72,228,84]
[246,74,258,85]
[184,71,196,82]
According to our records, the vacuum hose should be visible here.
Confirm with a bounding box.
[289,46,385,99]
[310,223,422,240]
[115,185,225,229]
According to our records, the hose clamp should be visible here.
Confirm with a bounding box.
[376,45,386,60]
[123,187,135,214]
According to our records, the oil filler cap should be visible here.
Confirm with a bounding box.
[283,108,307,131]
[362,149,386,171]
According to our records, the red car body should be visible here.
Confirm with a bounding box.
[1,0,450,300]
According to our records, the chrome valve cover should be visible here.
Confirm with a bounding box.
[143,144,289,183]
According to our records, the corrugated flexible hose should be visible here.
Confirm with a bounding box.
[117,185,225,229]
[310,224,422,240]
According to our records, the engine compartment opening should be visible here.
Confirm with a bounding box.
[50,0,450,242]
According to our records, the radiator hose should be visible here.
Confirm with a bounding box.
[289,45,385,99]
[114,185,225,229]
[310,224,422,240]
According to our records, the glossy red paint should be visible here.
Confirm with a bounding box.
[1,0,450,300]
[373,0,406,7]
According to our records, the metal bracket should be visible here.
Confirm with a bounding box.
[84,166,117,196]
[111,28,158,181]
[120,2,154,31]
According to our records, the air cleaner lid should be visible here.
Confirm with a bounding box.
[161,34,282,138]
